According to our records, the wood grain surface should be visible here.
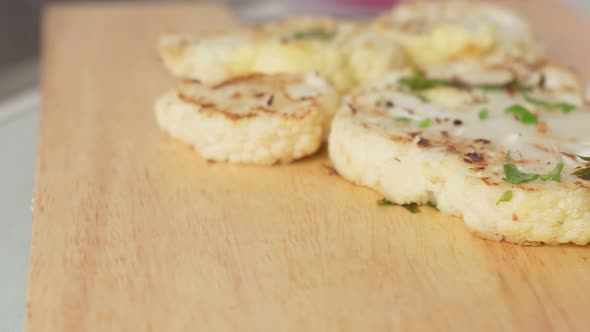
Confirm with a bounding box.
[27,2,590,331]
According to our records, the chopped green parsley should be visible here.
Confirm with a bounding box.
[418,118,433,128]
[394,117,412,125]
[397,70,535,94]
[540,163,564,182]
[573,167,590,179]
[292,30,334,41]
[402,203,420,213]
[398,69,452,91]
[505,104,538,125]
[378,198,396,206]
[502,152,564,184]
[426,201,439,211]
[524,95,576,113]
[478,109,489,120]
[502,163,540,184]
[377,199,421,213]
[504,150,512,163]
[496,190,513,205]
[417,95,431,102]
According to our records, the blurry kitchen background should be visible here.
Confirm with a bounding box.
[1,0,590,101]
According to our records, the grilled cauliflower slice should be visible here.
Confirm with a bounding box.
[158,17,406,92]
[158,31,251,85]
[373,1,541,67]
[155,72,337,165]
[329,68,590,245]
[340,22,408,87]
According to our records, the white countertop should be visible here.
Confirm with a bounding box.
[0,90,39,332]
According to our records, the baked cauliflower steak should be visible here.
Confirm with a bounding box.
[155,72,338,165]
[329,65,590,245]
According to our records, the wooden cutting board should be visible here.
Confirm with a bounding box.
[27,2,590,331]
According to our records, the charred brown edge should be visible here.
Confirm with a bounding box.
[463,152,486,164]
[417,137,431,147]
[179,74,315,119]
[482,177,500,186]
[474,138,491,145]
[561,152,578,162]
[212,73,269,89]
[532,143,551,153]
[178,93,257,120]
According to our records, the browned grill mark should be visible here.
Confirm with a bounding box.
[532,143,551,153]
[482,177,500,186]
[385,100,394,108]
[464,152,485,164]
[446,145,459,154]
[453,119,463,126]
[231,92,242,98]
[521,186,540,192]
[179,93,310,120]
[512,213,519,221]
[267,95,274,107]
[219,111,257,121]
[562,152,578,162]
[348,103,357,115]
[178,93,216,108]
[536,121,548,134]
[474,138,491,145]
[254,92,266,98]
[255,106,312,119]
[213,73,268,89]
[440,131,450,138]
[417,138,431,147]
[390,135,413,143]
[512,159,535,165]
[539,73,546,88]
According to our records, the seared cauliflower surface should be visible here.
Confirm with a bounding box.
[158,17,407,92]
[329,67,590,245]
[155,72,337,165]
